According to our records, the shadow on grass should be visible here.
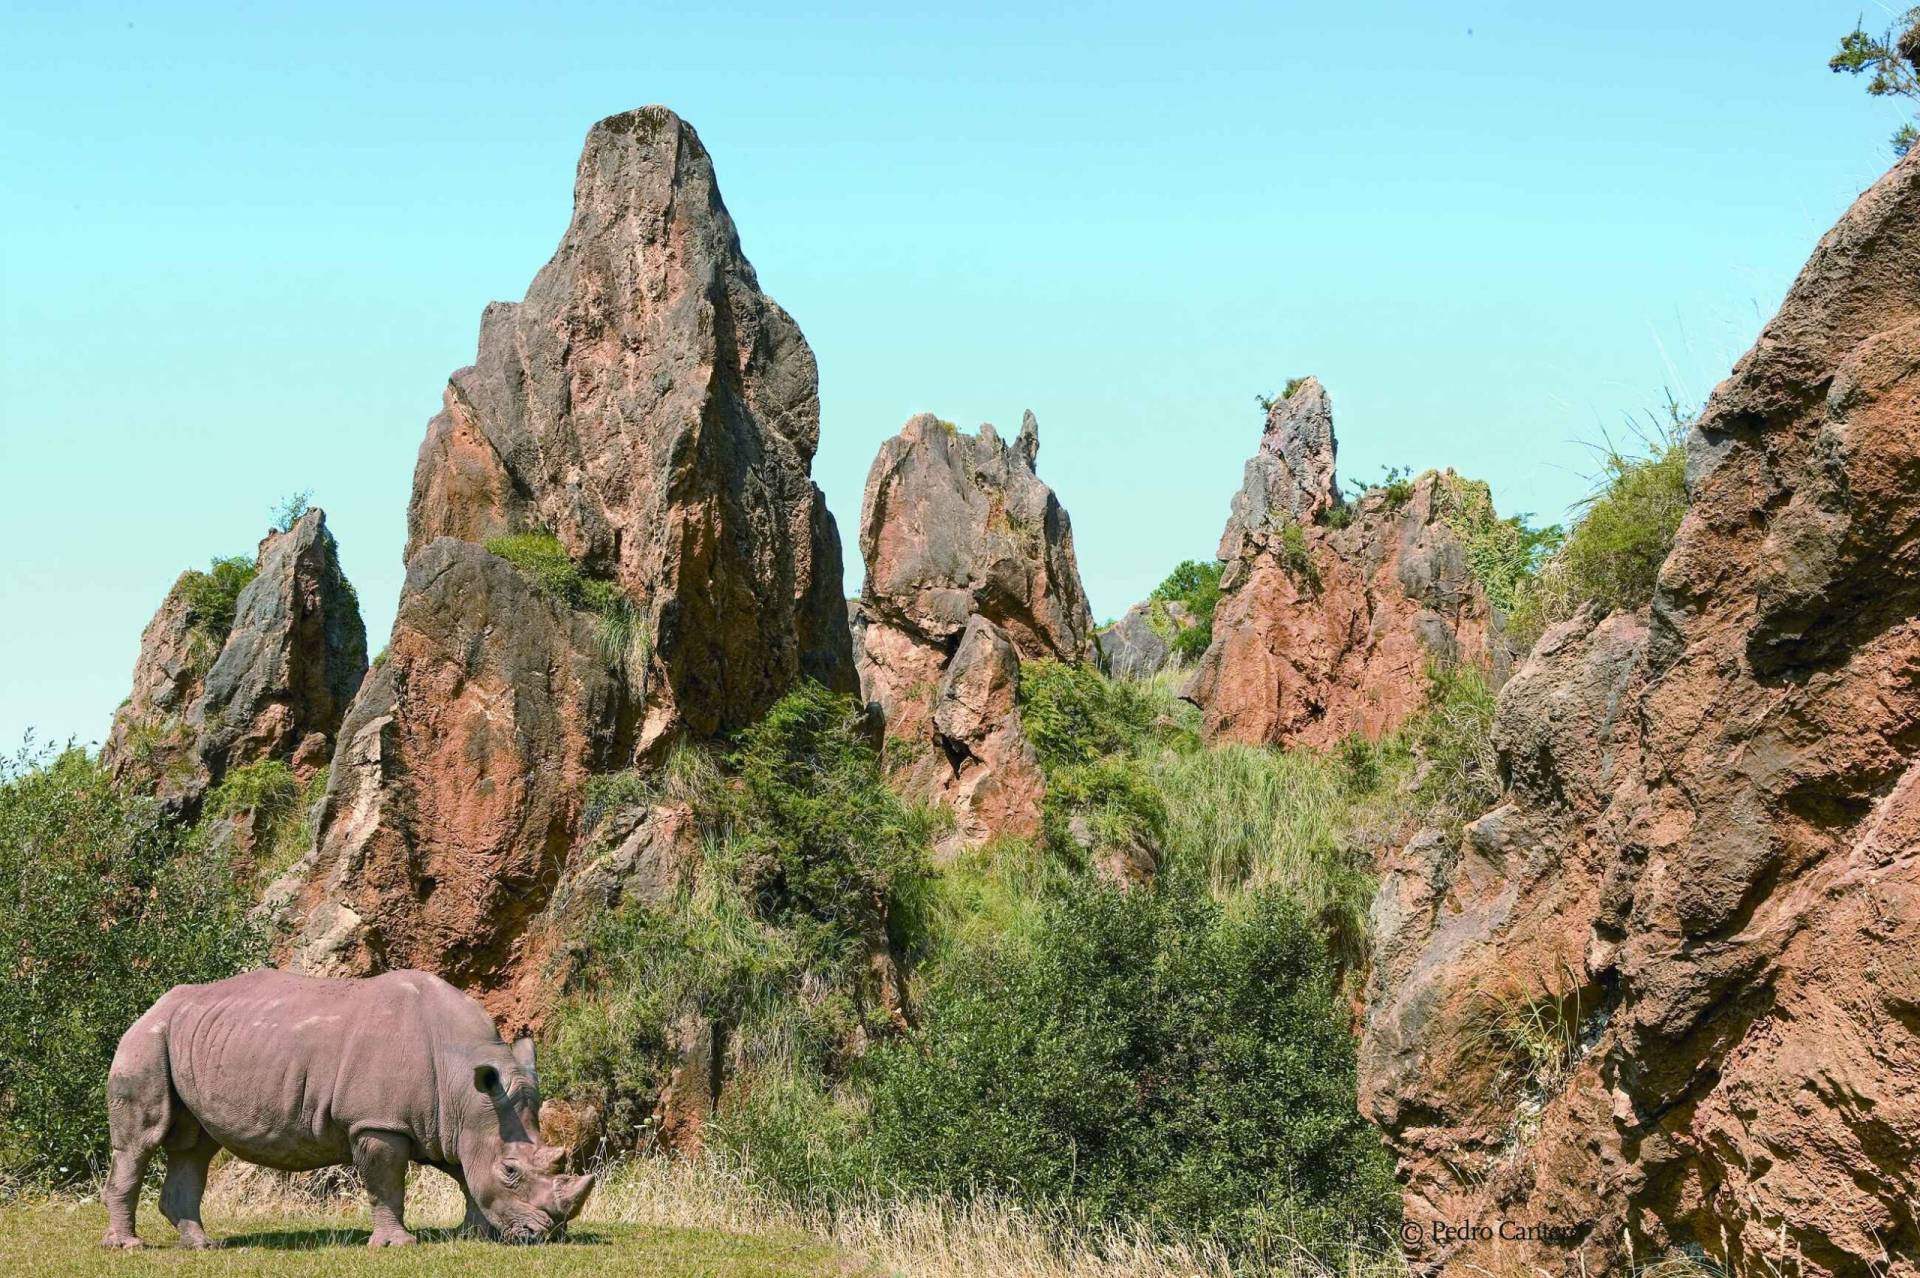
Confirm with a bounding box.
[217,1227,611,1250]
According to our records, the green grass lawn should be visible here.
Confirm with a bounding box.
[0,1203,871,1278]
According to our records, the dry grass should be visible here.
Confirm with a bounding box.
[186,1155,1414,1278]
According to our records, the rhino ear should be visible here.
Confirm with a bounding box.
[511,1036,537,1079]
[473,1064,501,1095]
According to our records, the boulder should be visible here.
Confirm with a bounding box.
[854,413,1093,848]
[102,510,366,806]
[1096,599,1196,681]
[1185,382,1507,748]
[928,615,1045,849]
[1360,147,1920,1276]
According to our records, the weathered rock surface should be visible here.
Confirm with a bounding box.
[854,413,1092,848]
[280,108,856,1026]
[928,615,1045,849]
[1187,384,1507,748]
[1096,599,1196,681]
[193,510,369,786]
[103,510,366,805]
[406,105,853,750]
[1362,148,1920,1276]
[277,539,620,1028]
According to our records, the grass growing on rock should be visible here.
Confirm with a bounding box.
[484,531,646,670]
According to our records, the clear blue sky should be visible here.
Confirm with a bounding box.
[0,1,1906,750]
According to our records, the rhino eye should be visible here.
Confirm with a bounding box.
[500,1162,522,1185]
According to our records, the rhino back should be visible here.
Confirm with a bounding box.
[162,969,472,1170]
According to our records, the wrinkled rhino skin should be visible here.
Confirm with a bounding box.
[1361,147,1920,1276]
[101,968,592,1250]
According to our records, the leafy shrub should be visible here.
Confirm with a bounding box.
[1146,560,1223,663]
[725,683,935,961]
[1040,754,1167,869]
[1278,519,1318,587]
[546,685,936,1138]
[1439,474,1562,614]
[0,743,262,1184]
[1505,411,1688,650]
[270,489,313,532]
[176,555,258,657]
[1017,659,1161,769]
[862,879,1400,1258]
[1348,464,1415,507]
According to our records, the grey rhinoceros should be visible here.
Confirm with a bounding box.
[101,968,594,1249]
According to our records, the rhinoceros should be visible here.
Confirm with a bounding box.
[100,968,594,1249]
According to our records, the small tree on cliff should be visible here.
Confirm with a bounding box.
[1832,7,1920,156]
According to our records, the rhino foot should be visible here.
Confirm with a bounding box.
[368,1229,417,1248]
[99,1232,144,1250]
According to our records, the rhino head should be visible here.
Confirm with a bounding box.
[456,1037,594,1243]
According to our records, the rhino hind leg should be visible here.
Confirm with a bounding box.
[353,1130,417,1247]
[158,1127,222,1249]
[100,1013,177,1249]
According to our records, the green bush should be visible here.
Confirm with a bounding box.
[1439,475,1562,615]
[862,879,1400,1258]
[1506,413,1688,650]
[1017,658,1161,769]
[546,684,936,1140]
[1146,560,1223,663]
[1406,661,1501,833]
[1278,518,1318,587]
[176,555,257,659]
[0,744,262,1184]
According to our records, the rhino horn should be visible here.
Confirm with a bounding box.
[553,1173,595,1222]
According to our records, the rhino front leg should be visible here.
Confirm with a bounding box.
[101,1014,176,1249]
[352,1131,417,1247]
[158,1131,221,1249]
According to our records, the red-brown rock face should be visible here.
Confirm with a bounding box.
[406,105,853,748]
[1186,380,1507,749]
[277,539,620,1027]
[853,413,1090,849]
[102,510,367,806]
[1362,150,1920,1277]
[280,108,852,1024]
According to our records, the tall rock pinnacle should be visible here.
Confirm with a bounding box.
[281,108,853,1022]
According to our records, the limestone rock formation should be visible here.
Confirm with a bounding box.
[405,105,853,749]
[103,510,366,806]
[928,615,1045,849]
[278,539,620,1025]
[1361,148,1920,1276]
[1097,599,1196,681]
[281,108,852,1026]
[193,510,369,785]
[853,413,1092,848]
[1185,380,1507,748]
